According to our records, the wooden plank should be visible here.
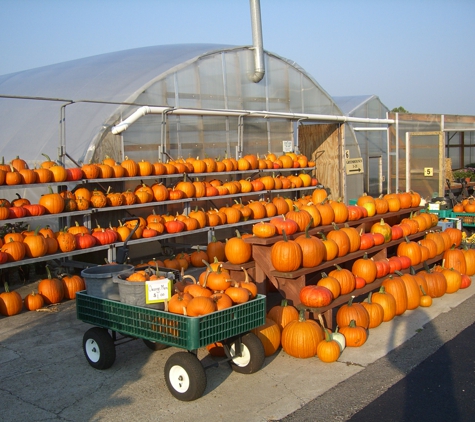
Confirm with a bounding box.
[299,123,341,197]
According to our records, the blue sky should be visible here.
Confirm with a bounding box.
[1,0,474,115]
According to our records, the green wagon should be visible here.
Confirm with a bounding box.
[76,291,266,401]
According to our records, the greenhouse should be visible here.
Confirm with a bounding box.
[333,95,390,197]
[0,43,393,202]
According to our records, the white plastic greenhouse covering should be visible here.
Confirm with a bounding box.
[0,43,355,168]
[0,44,341,166]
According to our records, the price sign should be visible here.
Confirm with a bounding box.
[145,278,172,303]
[424,167,433,177]
[282,140,293,153]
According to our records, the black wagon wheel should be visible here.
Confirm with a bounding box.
[83,327,116,370]
[228,332,265,374]
[164,352,207,401]
[143,339,169,351]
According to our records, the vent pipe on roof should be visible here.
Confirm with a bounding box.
[249,0,265,83]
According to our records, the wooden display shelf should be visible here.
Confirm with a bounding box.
[224,207,440,325]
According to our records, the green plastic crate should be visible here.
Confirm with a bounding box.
[452,212,475,227]
[76,291,266,350]
[427,209,454,218]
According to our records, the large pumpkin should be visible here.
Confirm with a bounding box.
[0,282,23,316]
[285,206,312,232]
[39,187,65,214]
[418,266,447,298]
[442,246,467,275]
[396,271,421,310]
[61,274,86,300]
[270,231,302,272]
[267,299,299,331]
[397,237,422,266]
[361,292,384,329]
[326,226,350,257]
[316,272,341,299]
[281,310,324,358]
[335,296,370,329]
[317,328,341,363]
[299,285,333,308]
[225,230,252,265]
[371,286,397,322]
[370,218,392,243]
[328,265,355,295]
[381,275,408,316]
[294,224,325,268]
[38,267,65,305]
[251,318,281,357]
[351,253,377,285]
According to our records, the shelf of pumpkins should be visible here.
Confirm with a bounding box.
[0,152,320,269]
[224,193,474,363]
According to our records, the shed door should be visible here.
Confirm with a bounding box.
[406,131,444,198]
[368,155,383,196]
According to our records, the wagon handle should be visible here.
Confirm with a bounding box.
[115,217,140,264]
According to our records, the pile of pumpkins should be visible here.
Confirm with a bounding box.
[161,262,258,318]
[267,212,440,274]
[243,240,473,363]
[0,267,86,317]
[0,152,315,187]
[298,225,473,309]
[0,151,315,218]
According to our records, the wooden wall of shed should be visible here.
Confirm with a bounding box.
[299,123,342,198]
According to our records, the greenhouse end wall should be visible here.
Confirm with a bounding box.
[104,48,343,164]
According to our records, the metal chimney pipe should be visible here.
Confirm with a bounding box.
[249,0,265,83]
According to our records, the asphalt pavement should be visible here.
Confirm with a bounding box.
[1,277,475,422]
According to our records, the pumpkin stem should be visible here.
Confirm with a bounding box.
[317,313,326,328]
[304,218,313,237]
[367,291,373,303]
[241,266,250,284]
[282,229,288,242]
[182,274,197,285]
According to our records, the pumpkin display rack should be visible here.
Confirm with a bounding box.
[76,291,266,401]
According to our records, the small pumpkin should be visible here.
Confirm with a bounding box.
[317,327,341,363]
[23,291,45,311]
[339,320,368,347]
